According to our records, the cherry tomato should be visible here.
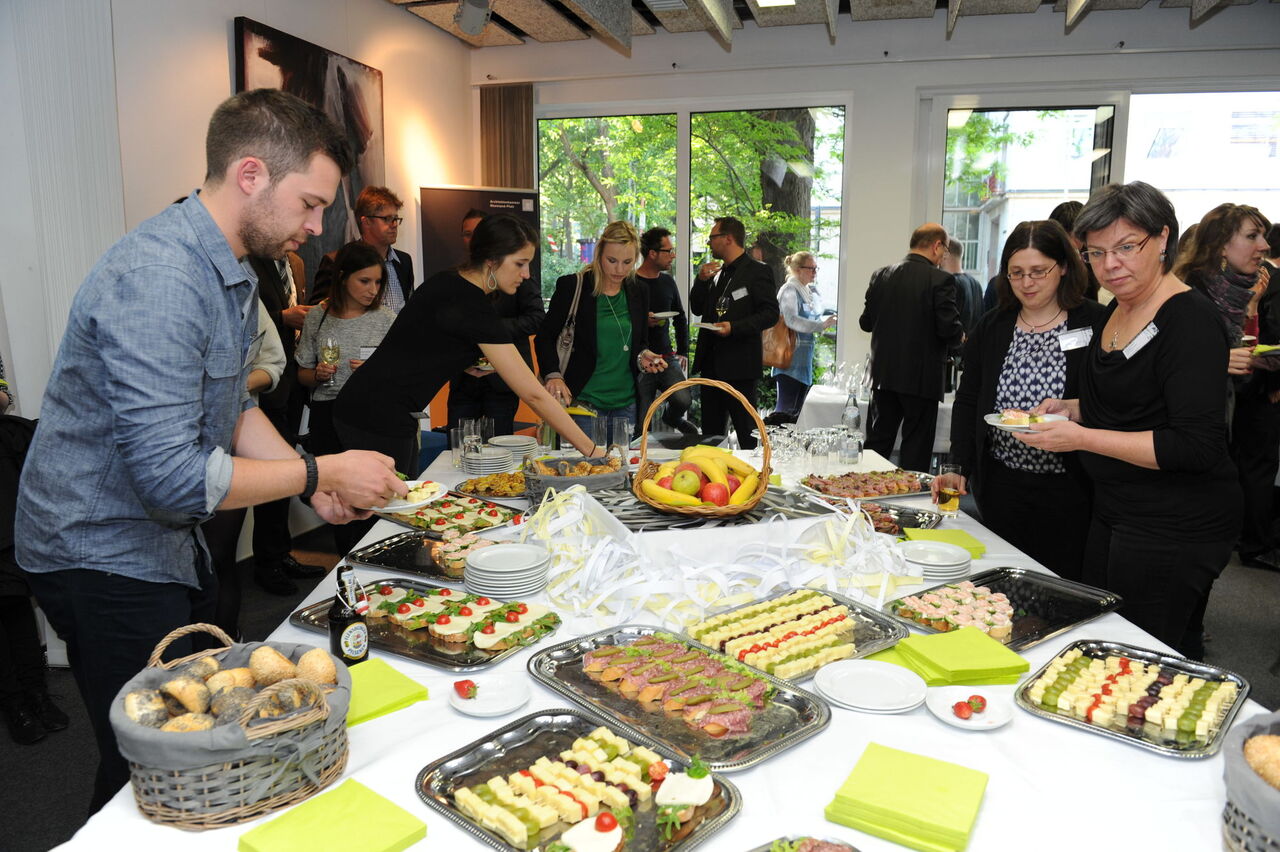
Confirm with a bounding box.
[629,456,640,464]
[953,701,973,720]
[435,614,451,625]
[412,598,425,607]
[484,502,495,508]
[439,589,452,596]
[378,585,393,595]
[458,606,473,616]
[476,597,491,605]
[504,611,520,622]
[516,603,528,614]
[433,518,447,525]
[595,811,618,831]
[648,761,668,783]
[396,603,411,614]
[481,623,496,634]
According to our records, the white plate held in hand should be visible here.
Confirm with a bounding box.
[365,480,444,513]
[983,412,1068,433]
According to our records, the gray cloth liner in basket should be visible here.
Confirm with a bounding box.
[110,640,351,777]
[525,454,629,504]
[1224,709,1280,841]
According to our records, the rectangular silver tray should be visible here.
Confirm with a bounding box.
[288,577,559,673]
[802,494,943,534]
[745,838,860,852]
[1014,639,1251,758]
[416,707,741,851]
[688,587,908,683]
[883,567,1122,652]
[345,531,461,584]
[527,624,831,772]
[580,486,837,532]
[375,490,525,538]
[797,469,934,503]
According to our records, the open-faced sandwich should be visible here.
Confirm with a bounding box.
[365,584,558,651]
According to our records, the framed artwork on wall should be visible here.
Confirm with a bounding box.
[234,17,384,291]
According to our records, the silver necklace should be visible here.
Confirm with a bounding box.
[1019,308,1063,332]
[604,291,629,352]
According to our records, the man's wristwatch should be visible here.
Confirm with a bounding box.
[299,452,319,499]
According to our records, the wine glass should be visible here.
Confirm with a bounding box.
[320,337,341,387]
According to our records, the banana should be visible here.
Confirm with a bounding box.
[685,447,757,478]
[729,473,758,505]
[656,461,679,479]
[641,478,702,506]
[686,455,728,485]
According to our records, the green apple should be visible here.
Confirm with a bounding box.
[671,469,702,496]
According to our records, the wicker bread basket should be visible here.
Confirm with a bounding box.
[111,623,350,831]
[1222,709,1280,851]
[632,377,771,517]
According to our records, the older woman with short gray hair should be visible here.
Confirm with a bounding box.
[1011,181,1240,659]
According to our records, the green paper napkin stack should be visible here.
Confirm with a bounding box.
[868,627,1028,686]
[825,742,988,852]
[347,657,429,727]
[238,779,425,852]
[902,528,986,558]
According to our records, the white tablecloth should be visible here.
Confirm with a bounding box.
[797,384,953,456]
[59,455,1265,851]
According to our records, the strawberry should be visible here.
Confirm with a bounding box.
[968,695,987,714]
[454,679,477,700]
[953,700,973,720]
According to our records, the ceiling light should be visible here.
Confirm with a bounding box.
[643,0,689,10]
[757,0,797,6]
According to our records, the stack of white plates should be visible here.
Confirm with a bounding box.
[488,434,539,459]
[462,446,515,475]
[464,543,551,597]
[898,540,972,582]
[813,660,927,714]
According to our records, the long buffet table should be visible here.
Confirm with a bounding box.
[58,452,1266,851]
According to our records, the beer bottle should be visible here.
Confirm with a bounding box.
[328,566,369,665]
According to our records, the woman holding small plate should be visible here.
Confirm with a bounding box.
[1013,182,1241,659]
[935,220,1104,580]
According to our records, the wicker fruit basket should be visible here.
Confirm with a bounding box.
[110,623,350,831]
[632,377,771,517]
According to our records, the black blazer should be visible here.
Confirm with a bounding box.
[248,254,299,413]
[535,271,649,398]
[859,253,964,401]
[950,301,1107,504]
[688,255,780,381]
[308,248,415,306]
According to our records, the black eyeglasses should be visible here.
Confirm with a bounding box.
[656,248,676,254]
[364,214,403,226]
[708,233,728,241]
[800,265,818,271]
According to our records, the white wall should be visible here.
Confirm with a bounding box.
[472,2,1280,367]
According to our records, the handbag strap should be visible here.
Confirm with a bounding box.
[557,271,587,376]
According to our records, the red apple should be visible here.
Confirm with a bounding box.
[658,475,675,490]
[675,462,708,486]
[700,482,730,506]
[672,469,702,496]
[726,473,742,494]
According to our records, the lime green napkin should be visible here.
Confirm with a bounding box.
[825,743,988,852]
[863,646,1022,687]
[903,528,986,558]
[238,779,425,852]
[895,627,1028,683]
[347,658,429,727]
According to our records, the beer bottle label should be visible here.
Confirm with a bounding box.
[339,622,369,660]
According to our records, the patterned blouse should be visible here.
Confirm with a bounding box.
[991,324,1067,474]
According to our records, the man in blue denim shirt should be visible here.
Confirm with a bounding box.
[15,90,406,811]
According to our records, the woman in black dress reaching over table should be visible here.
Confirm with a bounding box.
[1015,182,1241,659]
[335,214,600,477]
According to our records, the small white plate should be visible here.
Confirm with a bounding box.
[898,540,971,567]
[983,412,1068,433]
[652,311,680,319]
[693,322,720,330]
[813,660,927,711]
[924,686,1014,731]
[448,675,531,717]
[365,480,445,512]
[817,685,925,714]
[489,435,538,449]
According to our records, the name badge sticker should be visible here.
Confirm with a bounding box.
[731,287,748,301]
[1122,322,1159,359]
[1059,328,1093,351]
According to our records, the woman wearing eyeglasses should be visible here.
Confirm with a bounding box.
[764,251,837,426]
[1011,182,1241,659]
[933,220,1104,580]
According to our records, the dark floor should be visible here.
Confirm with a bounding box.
[1,529,1278,851]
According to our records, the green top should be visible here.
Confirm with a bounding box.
[578,289,635,410]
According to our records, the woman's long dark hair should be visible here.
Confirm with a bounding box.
[466,213,539,270]
[994,220,1089,312]
[1172,204,1269,281]
[327,240,386,314]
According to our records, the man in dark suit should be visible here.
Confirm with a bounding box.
[859,223,964,472]
[247,253,325,595]
[308,186,415,312]
[689,217,780,450]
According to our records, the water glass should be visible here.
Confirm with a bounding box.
[609,418,635,455]
[448,427,467,468]
[839,431,863,466]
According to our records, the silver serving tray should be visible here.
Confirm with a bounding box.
[687,587,908,683]
[883,567,1122,652]
[527,624,831,772]
[1015,639,1251,758]
[573,486,837,532]
[375,491,524,537]
[803,495,943,534]
[452,485,531,502]
[416,707,741,851]
[797,469,934,503]
[289,577,559,673]
[745,838,861,852]
[345,531,462,584]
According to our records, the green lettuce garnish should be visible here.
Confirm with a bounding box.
[686,754,709,779]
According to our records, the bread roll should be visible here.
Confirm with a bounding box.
[258,684,309,719]
[179,656,221,681]
[160,712,215,733]
[250,646,296,686]
[123,688,169,728]
[1245,734,1280,790]
[295,648,337,685]
[206,667,255,694]
[160,675,211,714]
[210,686,257,720]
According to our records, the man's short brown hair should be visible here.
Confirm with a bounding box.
[204,88,353,185]
[356,186,403,216]
[910,224,948,250]
[713,216,746,248]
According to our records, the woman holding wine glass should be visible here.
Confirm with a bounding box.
[932,220,1105,580]
[297,241,396,458]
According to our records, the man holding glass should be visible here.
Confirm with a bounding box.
[689,217,779,450]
